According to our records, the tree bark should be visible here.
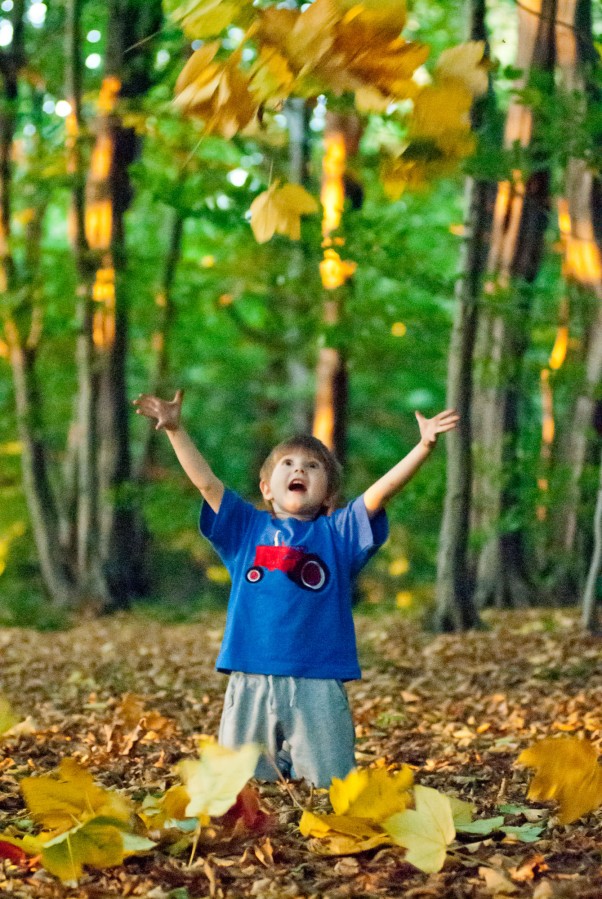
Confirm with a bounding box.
[549,0,602,589]
[94,0,163,606]
[473,0,556,608]
[582,448,602,632]
[0,1,76,607]
[312,112,361,464]
[65,0,110,603]
[434,0,494,631]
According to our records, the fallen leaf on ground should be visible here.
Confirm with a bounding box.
[383,785,455,873]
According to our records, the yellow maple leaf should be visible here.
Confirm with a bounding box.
[330,766,414,820]
[138,784,192,831]
[256,0,338,81]
[179,742,261,820]
[21,759,131,834]
[299,809,393,855]
[383,785,455,873]
[40,819,126,883]
[435,40,488,97]
[174,44,258,138]
[249,47,296,104]
[411,82,472,142]
[250,182,318,243]
[166,0,253,40]
[339,0,407,37]
[518,737,602,824]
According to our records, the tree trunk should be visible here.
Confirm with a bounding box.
[93,0,163,607]
[473,0,556,607]
[312,112,361,464]
[582,449,602,633]
[65,0,110,603]
[434,0,494,631]
[549,0,602,590]
[1,1,76,607]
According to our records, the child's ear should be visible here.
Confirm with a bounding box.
[259,479,273,502]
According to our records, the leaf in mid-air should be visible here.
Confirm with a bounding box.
[21,759,131,834]
[250,182,318,243]
[518,737,602,824]
[174,45,258,138]
[179,742,261,820]
[383,785,455,873]
[435,41,488,97]
[165,0,252,39]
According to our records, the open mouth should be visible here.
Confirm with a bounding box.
[288,480,307,492]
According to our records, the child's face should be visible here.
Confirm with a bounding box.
[260,449,331,520]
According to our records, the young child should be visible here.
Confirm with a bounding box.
[134,389,458,787]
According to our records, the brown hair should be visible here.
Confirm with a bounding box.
[260,434,342,501]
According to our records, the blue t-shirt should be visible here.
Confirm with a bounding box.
[200,490,388,680]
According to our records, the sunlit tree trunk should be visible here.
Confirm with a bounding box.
[435,0,495,631]
[1,1,76,606]
[312,112,361,464]
[473,0,556,608]
[549,0,602,594]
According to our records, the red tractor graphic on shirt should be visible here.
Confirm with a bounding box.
[245,533,329,591]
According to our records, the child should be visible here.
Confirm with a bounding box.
[133,389,458,787]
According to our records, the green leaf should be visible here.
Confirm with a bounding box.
[500,824,545,843]
[456,815,505,835]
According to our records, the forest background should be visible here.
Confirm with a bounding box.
[0,0,601,633]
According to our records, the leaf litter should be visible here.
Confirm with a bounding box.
[0,609,600,897]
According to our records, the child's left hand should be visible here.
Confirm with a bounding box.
[415,409,460,448]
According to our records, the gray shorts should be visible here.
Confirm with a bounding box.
[218,672,356,788]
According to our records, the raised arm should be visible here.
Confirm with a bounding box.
[363,409,459,517]
[133,389,224,513]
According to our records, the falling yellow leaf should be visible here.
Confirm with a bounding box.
[435,41,488,97]
[330,766,414,820]
[249,47,296,104]
[179,742,261,820]
[166,0,253,39]
[174,44,258,138]
[411,83,473,148]
[339,0,407,37]
[21,759,131,834]
[250,182,318,243]
[383,785,455,873]
[518,737,602,824]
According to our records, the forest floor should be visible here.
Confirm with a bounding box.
[0,608,601,899]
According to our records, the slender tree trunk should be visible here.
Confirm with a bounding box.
[582,449,602,632]
[435,0,494,631]
[473,0,556,607]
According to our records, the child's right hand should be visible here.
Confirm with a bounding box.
[133,389,183,431]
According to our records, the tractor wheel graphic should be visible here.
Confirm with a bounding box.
[295,555,328,590]
[245,566,264,584]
